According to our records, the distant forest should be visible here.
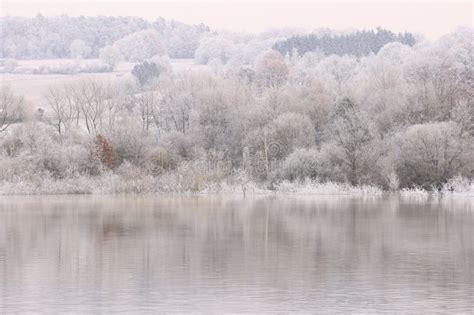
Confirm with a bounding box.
[1,16,417,61]
[0,15,210,59]
[273,28,416,57]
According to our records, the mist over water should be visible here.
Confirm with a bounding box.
[1,195,472,313]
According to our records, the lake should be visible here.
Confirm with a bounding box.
[0,195,473,313]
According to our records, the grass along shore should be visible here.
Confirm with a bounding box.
[1,172,473,197]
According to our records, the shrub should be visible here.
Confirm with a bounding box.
[395,121,471,189]
[279,148,320,181]
[131,61,163,86]
[95,134,116,169]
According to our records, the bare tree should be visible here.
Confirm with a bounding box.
[255,50,289,88]
[158,74,206,134]
[73,79,109,135]
[131,91,160,131]
[0,85,24,133]
[329,98,377,185]
[44,84,76,138]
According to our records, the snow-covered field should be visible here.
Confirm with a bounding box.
[1,58,206,105]
[3,72,128,104]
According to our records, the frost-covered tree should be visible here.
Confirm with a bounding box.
[69,39,91,58]
[194,36,233,64]
[44,84,77,137]
[99,46,123,69]
[274,28,416,57]
[266,112,314,160]
[327,98,379,185]
[69,79,112,135]
[196,79,252,165]
[0,85,25,133]
[289,51,323,82]
[132,61,163,87]
[315,55,358,94]
[167,26,203,58]
[113,29,166,62]
[402,28,474,124]
[254,50,289,88]
[350,42,413,133]
[244,112,314,179]
[0,15,209,59]
[157,76,194,134]
[395,121,473,189]
[129,91,160,131]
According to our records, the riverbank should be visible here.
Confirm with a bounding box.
[1,174,473,197]
[0,176,381,195]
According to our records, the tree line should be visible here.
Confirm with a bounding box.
[0,15,209,59]
[0,27,472,193]
[273,28,416,57]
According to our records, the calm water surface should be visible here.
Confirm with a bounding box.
[0,195,473,313]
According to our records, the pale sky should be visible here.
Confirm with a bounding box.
[1,0,472,39]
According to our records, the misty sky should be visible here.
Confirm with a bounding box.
[2,0,472,39]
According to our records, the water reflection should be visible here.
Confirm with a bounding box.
[0,195,473,312]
